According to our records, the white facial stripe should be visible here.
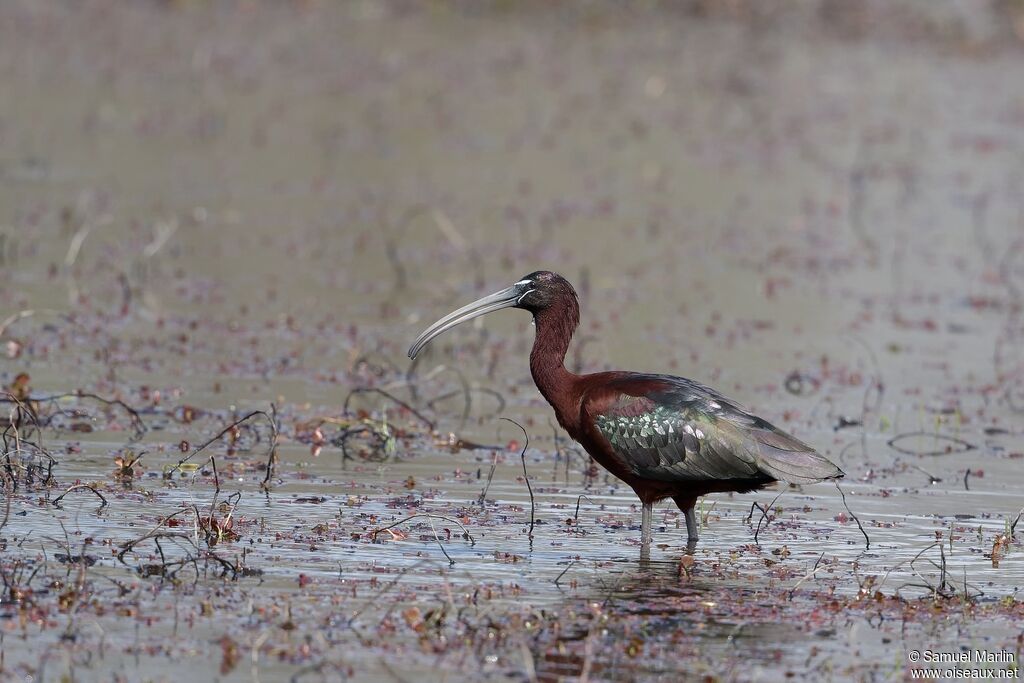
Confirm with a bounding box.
[517,289,535,303]
[514,279,532,286]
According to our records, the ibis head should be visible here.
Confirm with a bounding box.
[407,271,575,359]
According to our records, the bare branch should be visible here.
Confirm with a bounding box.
[52,484,108,508]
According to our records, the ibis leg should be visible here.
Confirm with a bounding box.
[672,495,700,544]
[684,506,699,543]
[641,501,653,549]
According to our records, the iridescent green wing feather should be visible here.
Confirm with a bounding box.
[588,374,842,484]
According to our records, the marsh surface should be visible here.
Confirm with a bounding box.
[1,2,1023,681]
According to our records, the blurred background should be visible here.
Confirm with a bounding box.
[2,1,1023,396]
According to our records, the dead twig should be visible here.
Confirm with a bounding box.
[886,431,976,457]
[371,514,473,565]
[118,531,197,576]
[118,510,191,560]
[32,391,147,440]
[259,404,279,491]
[333,423,390,463]
[877,542,937,593]
[52,484,108,508]
[1008,506,1024,536]
[835,481,870,549]
[343,387,434,431]
[908,542,955,599]
[427,516,454,565]
[63,209,114,306]
[573,494,596,532]
[426,386,507,422]
[0,473,12,531]
[477,451,498,506]
[168,409,275,477]
[403,354,425,403]
[911,464,942,485]
[425,365,471,428]
[350,352,400,380]
[501,418,535,539]
[746,491,783,545]
[554,560,579,587]
[370,513,476,545]
[384,239,408,292]
[2,393,57,488]
[788,552,826,597]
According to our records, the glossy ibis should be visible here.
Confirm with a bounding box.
[408,271,843,551]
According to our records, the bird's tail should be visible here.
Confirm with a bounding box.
[752,427,845,484]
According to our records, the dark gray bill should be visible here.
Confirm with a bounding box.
[408,284,527,359]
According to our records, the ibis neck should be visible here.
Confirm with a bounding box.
[529,299,581,433]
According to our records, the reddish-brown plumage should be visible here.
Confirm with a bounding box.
[409,270,843,548]
[527,290,773,509]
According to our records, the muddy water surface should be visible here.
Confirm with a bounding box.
[1,3,1023,681]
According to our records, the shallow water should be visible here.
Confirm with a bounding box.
[1,2,1023,681]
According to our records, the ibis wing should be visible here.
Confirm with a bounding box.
[584,375,842,484]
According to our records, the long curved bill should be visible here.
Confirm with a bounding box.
[408,284,526,359]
